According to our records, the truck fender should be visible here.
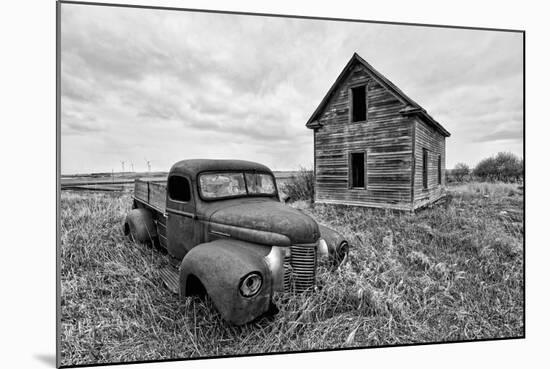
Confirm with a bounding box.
[123,208,158,245]
[179,239,273,325]
[317,224,350,267]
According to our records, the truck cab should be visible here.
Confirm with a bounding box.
[124,159,349,325]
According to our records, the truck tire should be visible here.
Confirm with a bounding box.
[123,208,158,245]
[332,241,350,268]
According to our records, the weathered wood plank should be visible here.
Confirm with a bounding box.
[413,118,445,207]
[310,56,447,211]
[314,63,415,208]
[134,179,167,213]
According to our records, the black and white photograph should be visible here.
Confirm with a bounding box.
[56,1,525,367]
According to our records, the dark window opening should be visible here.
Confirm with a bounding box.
[168,176,191,202]
[437,155,442,185]
[351,152,365,188]
[422,148,428,189]
[351,86,367,122]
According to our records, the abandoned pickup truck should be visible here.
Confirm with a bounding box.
[123,159,349,325]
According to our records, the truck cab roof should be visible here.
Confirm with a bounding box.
[169,159,274,178]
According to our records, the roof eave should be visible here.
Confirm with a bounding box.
[400,109,451,137]
[305,120,322,129]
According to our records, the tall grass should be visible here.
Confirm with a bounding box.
[60,187,524,366]
[449,182,522,198]
[280,168,314,202]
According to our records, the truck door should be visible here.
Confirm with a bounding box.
[165,174,197,260]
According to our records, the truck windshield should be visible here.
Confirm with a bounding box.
[199,172,276,199]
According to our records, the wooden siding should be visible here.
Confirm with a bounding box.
[412,118,446,209]
[314,63,414,210]
[134,179,168,248]
[134,179,167,213]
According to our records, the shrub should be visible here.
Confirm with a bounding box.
[445,169,455,183]
[493,152,523,182]
[452,163,470,182]
[473,157,498,181]
[280,167,314,202]
[473,152,523,182]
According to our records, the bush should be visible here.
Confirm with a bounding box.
[445,169,455,183]
[473,152,523,183]
[452,163,470,182]
[280,167,314,202]
[473,157,497,181]
[493,152,523,182]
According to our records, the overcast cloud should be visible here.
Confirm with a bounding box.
[61,4,523,174]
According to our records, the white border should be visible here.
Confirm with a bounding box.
[2,1,547,368]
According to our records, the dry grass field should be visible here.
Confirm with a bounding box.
[59,182,524,366]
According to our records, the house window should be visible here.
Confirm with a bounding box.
[168,176,191,202]
[350,152,365,188]
[351,85,367,122]
[422,148,428,189]
[437,155,442,185]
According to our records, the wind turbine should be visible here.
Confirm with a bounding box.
[130,162,134,172]
[144,158,151,172]
[121,160,125,173]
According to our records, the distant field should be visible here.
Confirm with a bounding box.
[60,171,298,191]
[59,182,524,366]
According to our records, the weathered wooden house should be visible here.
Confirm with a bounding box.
[306,53,450,211]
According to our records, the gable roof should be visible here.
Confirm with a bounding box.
[305,53,450,137]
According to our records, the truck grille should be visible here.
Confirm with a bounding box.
[284,243,317,292]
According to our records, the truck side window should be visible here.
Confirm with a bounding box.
[168,176,191,202]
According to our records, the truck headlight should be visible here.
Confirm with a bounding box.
[317,238,329,258]
[239,272,263,297]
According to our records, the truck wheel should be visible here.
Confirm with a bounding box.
[332,241,350,268]
[123,208,158,245]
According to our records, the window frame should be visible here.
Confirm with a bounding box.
[422,148,429,190]
[349,83,368,123]
[167,175,192,203]
[349,150,367,189]
[196,170,278,201]
[245,172,277,196]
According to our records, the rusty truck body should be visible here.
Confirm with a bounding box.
[123,159,349,325]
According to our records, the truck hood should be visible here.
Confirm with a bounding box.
[206,200,320,246]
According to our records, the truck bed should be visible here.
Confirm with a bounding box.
[134,178,167,213]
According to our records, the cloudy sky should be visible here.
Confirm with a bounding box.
[61,4,523,174]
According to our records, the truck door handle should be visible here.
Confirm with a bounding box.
[166,208,197,219]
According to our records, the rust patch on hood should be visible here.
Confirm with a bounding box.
[207,199,320,245]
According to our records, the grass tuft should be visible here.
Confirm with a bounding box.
[279,168,314,202]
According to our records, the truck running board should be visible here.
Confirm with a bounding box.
[158,266,179,295]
